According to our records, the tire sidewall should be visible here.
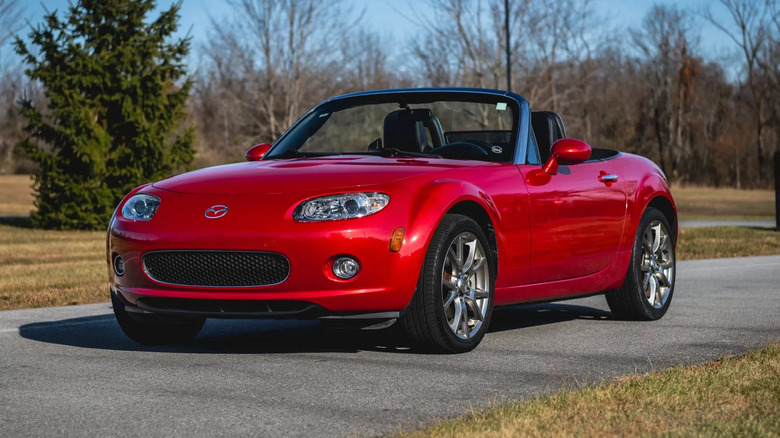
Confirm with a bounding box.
[424,215,495,352]
[627,207,676,319]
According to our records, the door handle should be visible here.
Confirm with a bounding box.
[598,173,618,183]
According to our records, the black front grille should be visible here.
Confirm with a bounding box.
[143,251,289,287]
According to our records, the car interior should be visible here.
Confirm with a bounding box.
[531,110,619,162]
[377,107,619,163]
[379,107,514,162]
[531,111,566,163]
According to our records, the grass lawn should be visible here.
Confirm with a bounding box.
[0,223,106,310]
[671,184,776,220]
[678,226,780,260]
[399,344,780,437]
[0,175,778,436]
[1,224,777,311]
[0,175,778,310]
[0,174,34,215]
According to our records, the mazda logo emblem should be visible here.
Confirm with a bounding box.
[205,205,228,219]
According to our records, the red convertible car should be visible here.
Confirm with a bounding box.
[107,88,676,353]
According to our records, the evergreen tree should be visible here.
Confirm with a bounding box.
[15,0,194,230]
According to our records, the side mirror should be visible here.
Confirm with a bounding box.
[542,138,592,175]
[245,143,272,161]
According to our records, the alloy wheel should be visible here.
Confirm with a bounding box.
[640,220,675,309]
[440,232,491,339]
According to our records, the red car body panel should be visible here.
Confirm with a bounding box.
[107,88,676,320]
[109,155,674,312]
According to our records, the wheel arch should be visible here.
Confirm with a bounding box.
[401,177,508,291]
[646,195,678,245]
[446,200,499,279]
[627,162,677,250]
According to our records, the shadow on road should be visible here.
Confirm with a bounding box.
[18,302,611,354]
[489,302,611,333]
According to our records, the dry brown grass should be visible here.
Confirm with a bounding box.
[0,224,106,310]
[0,177,778,436]
[0,174,34,215]
[672,185,775,220]
[0,175,778,310]
[400,344,780,437]
[677,226,780,260]
[0,224,775,311]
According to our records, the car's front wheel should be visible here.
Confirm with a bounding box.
[606,206,676,320]
[400,214,494,353]
[111,292,205,345]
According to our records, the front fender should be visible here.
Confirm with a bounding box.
[396,178,507,285]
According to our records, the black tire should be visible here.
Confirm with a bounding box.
[399,214,495,353]
[111,293,205,345]
[606,207,676,320]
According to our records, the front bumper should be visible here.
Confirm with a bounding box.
[110,285,403,322]
[107,190,424,318]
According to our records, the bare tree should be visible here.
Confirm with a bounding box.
[525,0,610,138]
[0,0,24,172]
[409,0,506,89]
[184,0,770,188]
[631,5,696,181]
[707,0,777,183]
[760,2,780,163]
[335,30,403,93]
[208,0,357,141]
[0,0,22,48]
[191,0,380,165]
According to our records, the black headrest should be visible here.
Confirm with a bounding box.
[384,110,427,152]
[407,108,433,122]
[531,111,566,162]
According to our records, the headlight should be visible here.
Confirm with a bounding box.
[293,193,389,221]
[121,194,161,221]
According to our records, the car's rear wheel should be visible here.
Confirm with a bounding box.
[400,214,494,353]
[111,292,205,345]
[606,207,676,320]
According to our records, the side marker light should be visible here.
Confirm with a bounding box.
[389,227,405,253]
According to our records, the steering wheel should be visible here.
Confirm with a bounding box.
[430,141,490,160]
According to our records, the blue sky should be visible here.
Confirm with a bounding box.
[9,0,737,71]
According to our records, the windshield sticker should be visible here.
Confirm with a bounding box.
[495,102,507,111]
[491,145,503,154]
[319,113,330,118]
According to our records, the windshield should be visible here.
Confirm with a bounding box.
[266,94,518,162]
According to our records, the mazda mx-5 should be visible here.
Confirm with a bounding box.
[107,88,677,353]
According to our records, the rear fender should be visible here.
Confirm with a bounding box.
[631,172,677,245]
[590,156,676,290]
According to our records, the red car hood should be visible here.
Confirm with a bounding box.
[152,155,489,195]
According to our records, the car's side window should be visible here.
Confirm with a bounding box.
[526,129,541,165]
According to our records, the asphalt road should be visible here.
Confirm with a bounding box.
[678,219,777,228]
[1,255,779,437]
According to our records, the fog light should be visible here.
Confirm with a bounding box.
[113,254,125,276]
[332,257,360,279]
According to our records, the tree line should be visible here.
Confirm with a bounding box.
[0,0,778,223]
[190,0,780,189]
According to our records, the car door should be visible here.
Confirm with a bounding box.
[517,160,626,284]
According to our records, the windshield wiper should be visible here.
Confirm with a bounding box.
[374,148,441,158]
